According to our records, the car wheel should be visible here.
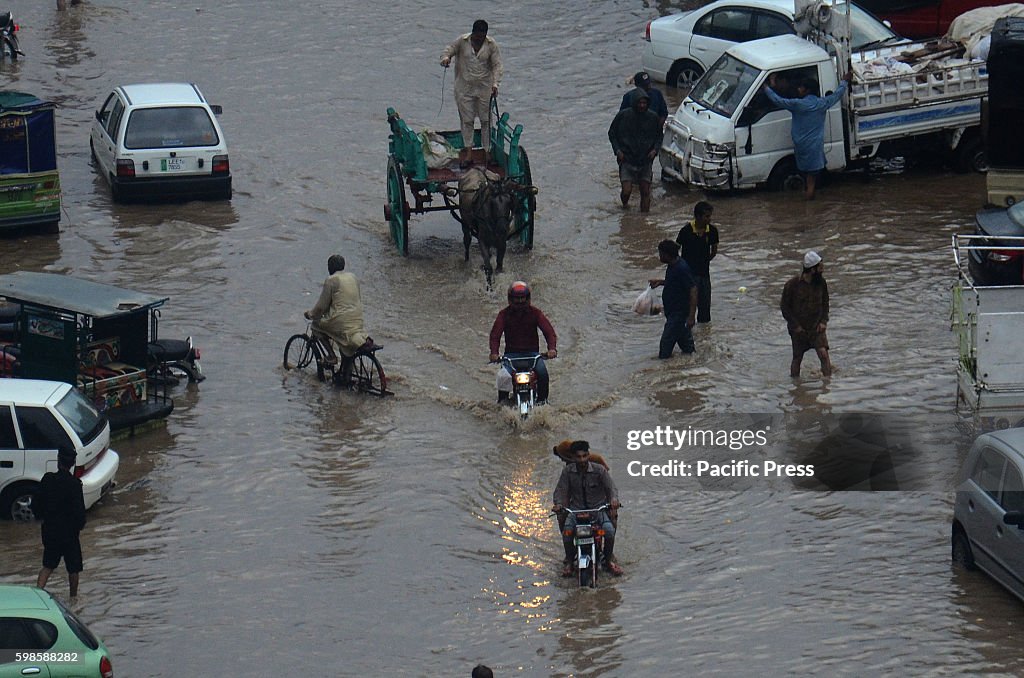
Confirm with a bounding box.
[0,482,38,521]
[667,60,703,92]
[951,529,977,570]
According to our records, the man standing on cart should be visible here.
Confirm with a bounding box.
[440,19,504,168]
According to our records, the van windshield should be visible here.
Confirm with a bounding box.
[690,54,761,119]
[124,106,219,149]
[54,389,105,445]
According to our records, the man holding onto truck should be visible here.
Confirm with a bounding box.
[763,70,853,199]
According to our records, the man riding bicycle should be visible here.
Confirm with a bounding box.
[489,281,557,404]
[304,254,375,372]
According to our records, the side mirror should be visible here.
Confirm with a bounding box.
[210,104,223,115]
[95,110,102,121]
[1003,510,1024,527]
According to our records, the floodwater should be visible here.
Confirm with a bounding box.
[0,1,1019,676]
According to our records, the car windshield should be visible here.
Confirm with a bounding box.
[124,106,219,149]
[846,1,902,50]
[54,389,105,445]
[689,53,761,119]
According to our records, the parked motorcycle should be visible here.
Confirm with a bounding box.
[1,11,23,60]
[496,353,546,420]
[147,336,205,384]
[561,504,612,588]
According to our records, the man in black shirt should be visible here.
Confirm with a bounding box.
[35,446,86,598]
[676,201,719,323]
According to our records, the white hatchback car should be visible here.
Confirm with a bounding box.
[952,428,1024,602]
[90,82,231,202]
[641,0,903,90]
[0,379,119,521]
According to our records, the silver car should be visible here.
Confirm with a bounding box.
[952,428,1024,601]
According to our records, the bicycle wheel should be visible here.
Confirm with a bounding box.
[284,334,315,370]
[352,352,387,396]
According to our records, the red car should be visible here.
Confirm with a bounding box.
[857,0,1010,39]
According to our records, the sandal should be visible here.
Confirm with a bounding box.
[561,561,574,577]
[604,560,624,576]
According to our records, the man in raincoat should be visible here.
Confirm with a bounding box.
[763,70,852,199]
[440,19,503,168]
[608,88,663,212]
[305,254,370,365]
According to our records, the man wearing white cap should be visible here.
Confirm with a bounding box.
[780,250,832,377]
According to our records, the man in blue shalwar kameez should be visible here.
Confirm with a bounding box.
[763,70,853,199]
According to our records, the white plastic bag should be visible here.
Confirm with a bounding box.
[420,129,459,169]
[632,286,658,316]
[495,365,513,392]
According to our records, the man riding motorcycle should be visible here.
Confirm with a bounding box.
[552,443,623,577]
[489,281,557,403]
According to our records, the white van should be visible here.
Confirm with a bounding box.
[90,82,231,202]
[0,379,119,521]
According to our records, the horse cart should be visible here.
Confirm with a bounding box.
[384,99,536,257]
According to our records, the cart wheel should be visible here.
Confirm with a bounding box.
[386,157,410,256]
[514,148,535,250]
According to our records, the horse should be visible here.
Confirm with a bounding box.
[458,168,518,289]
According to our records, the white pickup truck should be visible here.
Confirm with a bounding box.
[660,33,988,191]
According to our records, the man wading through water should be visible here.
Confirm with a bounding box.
[781,250,832,377]
[608,88,663,212]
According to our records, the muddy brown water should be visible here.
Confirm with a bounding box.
[0,1,1019,676]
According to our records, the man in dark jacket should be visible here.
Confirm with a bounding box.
[490,280,557,403]
[608,88,664,212]
[781,250,832,377]
[553,443,622,576]
[35,446,87,598]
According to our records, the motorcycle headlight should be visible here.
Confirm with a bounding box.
[514,373,531,385]
[575,524,593,538]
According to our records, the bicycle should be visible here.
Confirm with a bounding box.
[283,323,390,396]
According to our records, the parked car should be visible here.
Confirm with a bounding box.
[0,585,114,678]
[952,427,1024,602]
[89,82,231,202]
[967,202,1024,286]
[642,0,905,90]
[856,0,1009,39]
[0,379,119,521]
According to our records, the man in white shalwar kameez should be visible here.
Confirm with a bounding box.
[440,19,503,167]
[305,254,369,363]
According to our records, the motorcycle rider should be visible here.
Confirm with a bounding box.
[552,440,617,532]
[489,281,557,403]
[552,443,623,577]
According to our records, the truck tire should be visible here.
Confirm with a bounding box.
[767,158,804,192]
[953,134,987,174]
